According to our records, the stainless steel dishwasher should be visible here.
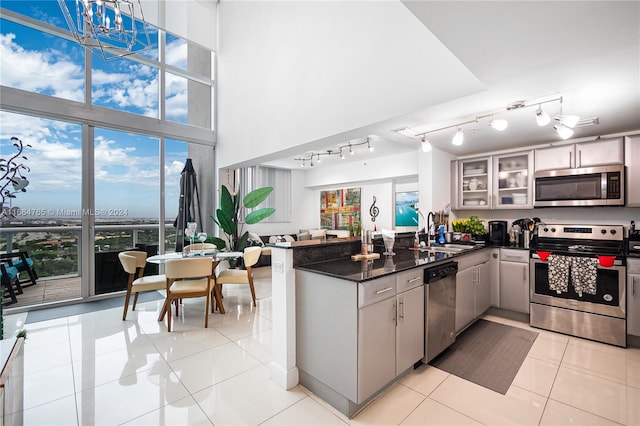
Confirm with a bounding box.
[424,261,458,363]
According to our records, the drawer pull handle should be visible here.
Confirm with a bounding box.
[408,277,421,283]
[376,287,394,295]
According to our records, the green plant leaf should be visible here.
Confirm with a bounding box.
[210,236,227,251]
[216,208,236,235]
[245,207,275,224]
[236,231,250,251]
[220,185,235,217]
[243,187,273,208]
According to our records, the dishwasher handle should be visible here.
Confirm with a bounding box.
[424,262,458,283]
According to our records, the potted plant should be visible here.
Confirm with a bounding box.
[211,185,275,252]
[452,216,487,242]
[466,216,488,241]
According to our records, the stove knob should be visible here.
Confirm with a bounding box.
[601,229,607,234]
[610,229,617,235]
[543,227,549,232]
[550,227,556,233]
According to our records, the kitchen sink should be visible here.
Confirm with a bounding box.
[422,244,475,253]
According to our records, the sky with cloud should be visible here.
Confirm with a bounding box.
[0,2,199,220]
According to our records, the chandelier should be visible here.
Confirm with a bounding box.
[57,0,152,60]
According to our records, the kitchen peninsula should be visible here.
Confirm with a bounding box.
[268,233,483,417]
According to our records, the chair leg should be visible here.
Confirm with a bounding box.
[204,293,210,328]
[22,267,38,287]
[122,287,133,321]
[132,293,140,311]
[2,279,18,304]
[248,274,257,307]
[167,300,172,332]
[213,284,225,314]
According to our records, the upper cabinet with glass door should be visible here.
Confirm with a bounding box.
[493,151,533,209]
[457,157,492,210]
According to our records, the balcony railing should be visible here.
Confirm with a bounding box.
[1,223,177,277]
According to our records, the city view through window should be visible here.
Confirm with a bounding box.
[1,2,214,307]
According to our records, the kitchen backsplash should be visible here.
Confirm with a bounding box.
[453,206,640,234]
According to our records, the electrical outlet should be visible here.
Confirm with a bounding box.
[273,261,284,273]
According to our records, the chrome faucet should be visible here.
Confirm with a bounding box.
[426,211,435,247]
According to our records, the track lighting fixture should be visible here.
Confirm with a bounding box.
[294,137,373,166]
[489,117,508,131]
[421,136,432,152]
[452,128,464,146]
[407,95,591,149]
[535,104,551,126]
[555,96,580,129]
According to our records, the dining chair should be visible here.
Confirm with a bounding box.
[182,243,217,254]
[118,251,166,321]
[1,263,22,305]
[161,257,213,332]
[0,252,38,287]
[214,246,262,308]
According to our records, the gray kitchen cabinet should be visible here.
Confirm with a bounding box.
[454,156,493,209]
[534,137,624,171]
[395,285,424,375]
[296,267,427,416]
[489,248,501,307]
[534,144,574,171]
[625,135,640,207]
[492,150,534,208]
[455,266,475,333]
[627,258,640,337]
[358,295,396,402]
[476,260,491,316]
[575,138,624,167]
[395,268,425,375]
[455,250,491,333]
[500,248,530,313]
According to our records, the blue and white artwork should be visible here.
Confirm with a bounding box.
[395,191,419,227]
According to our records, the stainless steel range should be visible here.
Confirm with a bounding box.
[530,224,626,347]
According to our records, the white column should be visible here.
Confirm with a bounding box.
[269,246,299,389]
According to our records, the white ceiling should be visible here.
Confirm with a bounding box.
[262,1,640,170]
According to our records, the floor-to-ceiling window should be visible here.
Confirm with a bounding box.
[0,2,215,311]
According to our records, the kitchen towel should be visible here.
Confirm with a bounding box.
[570,256,599,296]
[548,254,570,293]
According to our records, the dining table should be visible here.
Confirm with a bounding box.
[147,251,243,315]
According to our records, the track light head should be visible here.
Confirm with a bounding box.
[452,128,464,146]
[489,118,508,131]
[558,114,580,129]
[535,105,551,126]
[554,123,574,140]
[340,149,344,159]
[421,136,432,153]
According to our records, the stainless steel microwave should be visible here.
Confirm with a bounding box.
[533,165,624,207]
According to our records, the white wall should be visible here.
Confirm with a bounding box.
[303,151,417,188]
[216,0,483,168]
[141,0,217,50]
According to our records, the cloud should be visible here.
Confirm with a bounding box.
[166,38,187,69]
[0,33,84,102]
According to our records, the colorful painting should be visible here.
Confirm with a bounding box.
[320,187,361,230]
[395,191,419,226]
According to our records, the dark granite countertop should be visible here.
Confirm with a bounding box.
[295,244,488,283]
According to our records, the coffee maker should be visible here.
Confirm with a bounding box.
[488,220,508,246]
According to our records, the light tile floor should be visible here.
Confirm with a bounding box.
[3,268,640,425]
